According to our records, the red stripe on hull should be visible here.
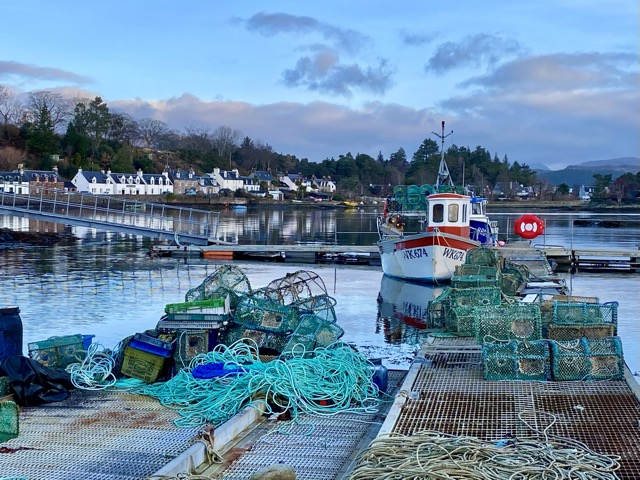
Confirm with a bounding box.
[393,234,477,252]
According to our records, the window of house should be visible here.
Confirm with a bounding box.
[448,204,459,222]
[432,204,444,223]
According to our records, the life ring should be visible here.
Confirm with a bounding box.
[514,214,544,239]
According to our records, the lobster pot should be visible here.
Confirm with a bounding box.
[482,340,550,381]
[474,304,542,344]
[448,286,502,307]
[552,301,618,335]
[446,305,475,337]
[539,295,599,330]
[547,323,615,341]
[464,247,498,267]
[500,274,520,297]
[550,337,624,381]
[0,400,19,443]
[419,184,435,197]
[281,314,344,358]
[454,265,500,278]
[174,330,210,370]
[392,185,407,205]
[451,273,500,289]
[28,334,85,368]
[294,294,337,324]
[233,296,300,334]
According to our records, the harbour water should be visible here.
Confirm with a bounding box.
[0,207,638,381]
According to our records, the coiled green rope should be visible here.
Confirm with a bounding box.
[120,339,380,428]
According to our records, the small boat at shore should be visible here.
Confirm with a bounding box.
[376,121,499,283]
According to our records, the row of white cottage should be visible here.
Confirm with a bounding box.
[71,167,336,197]
[0,166,336,197]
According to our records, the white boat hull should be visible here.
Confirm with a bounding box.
[378,231,480,283]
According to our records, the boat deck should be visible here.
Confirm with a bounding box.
[378,336,640,479]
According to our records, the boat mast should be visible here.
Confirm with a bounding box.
[432,120,454,188]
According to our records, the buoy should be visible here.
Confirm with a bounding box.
[514,214,545,239]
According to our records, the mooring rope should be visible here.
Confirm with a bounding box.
[114,339,380,429]
[67,343,118,390]
[347,410,622,480]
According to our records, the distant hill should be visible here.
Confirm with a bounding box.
[537,157,640,186]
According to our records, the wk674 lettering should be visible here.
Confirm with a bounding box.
[403,247,428,260]
[443,247,465,260]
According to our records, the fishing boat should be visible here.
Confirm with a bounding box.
[376,121,498,283]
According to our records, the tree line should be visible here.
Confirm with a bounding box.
[1,86,637,202]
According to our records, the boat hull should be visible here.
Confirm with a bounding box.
[377,231,480,283]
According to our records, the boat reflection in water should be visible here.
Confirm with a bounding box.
[376,275,445,345]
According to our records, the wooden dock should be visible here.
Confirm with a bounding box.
[541,246,640,273]
[151,243,381,266]
[151,243,639,273]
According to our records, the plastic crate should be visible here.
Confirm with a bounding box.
[120,346,166,383]
[129,335,175,358]
[550,337,624,381]
[482,341,550,381]
[28,334,85,368]
[165,297,229,314]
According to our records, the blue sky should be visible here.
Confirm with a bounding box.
[2,0,638,170]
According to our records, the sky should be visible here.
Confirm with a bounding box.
[1,1,638,171]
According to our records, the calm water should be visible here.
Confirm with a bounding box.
[0,207,638,379]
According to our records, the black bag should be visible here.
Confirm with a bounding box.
[0,355,74,406]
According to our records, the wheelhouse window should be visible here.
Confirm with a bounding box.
[432,204,444,223]
[448,204,459,222]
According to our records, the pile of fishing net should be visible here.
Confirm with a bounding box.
[131,340,380,428]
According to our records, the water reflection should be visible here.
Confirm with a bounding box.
[376,275,445,345]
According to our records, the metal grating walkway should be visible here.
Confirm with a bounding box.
[0,390,200,480]
[206,370,407,480]
[391,337,640,479]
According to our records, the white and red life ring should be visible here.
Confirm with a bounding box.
[514,214,544,239]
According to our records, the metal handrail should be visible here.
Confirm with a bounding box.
[0,187,219,245]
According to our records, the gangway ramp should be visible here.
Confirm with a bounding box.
[0,187,219,245]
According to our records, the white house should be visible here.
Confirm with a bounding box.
[279,172,313,193]
[0,166,64,194]
[71,168,173,195]
[209,168,244,192]
[315,177,336,193]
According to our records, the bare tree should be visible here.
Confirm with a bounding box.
[137,118,168,149]
[183,126,212,152]
[0,146,25,170]
[211,126,241,159]
[26,90,72,130]
[0,85,24,126]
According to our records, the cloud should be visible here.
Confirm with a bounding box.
[245,12,369,54]
[426,33,525,73]
[110,94,436,161]
[438,51,639,168]
[0,60,91,84]
[282,48,394,97]
[400,30,437,47]
[460,52,638,92]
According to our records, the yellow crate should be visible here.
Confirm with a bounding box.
[121,346,165,383]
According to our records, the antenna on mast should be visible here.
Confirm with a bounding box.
[432,120,454,188]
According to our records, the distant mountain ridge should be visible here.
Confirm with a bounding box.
[535,157,639,186]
